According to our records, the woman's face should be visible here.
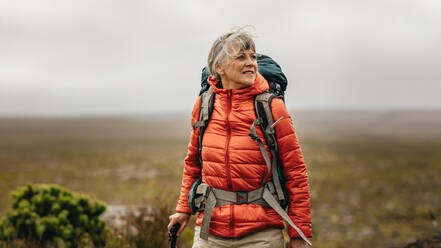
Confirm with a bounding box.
[217,47,257,89]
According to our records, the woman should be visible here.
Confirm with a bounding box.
[168,28,312,248]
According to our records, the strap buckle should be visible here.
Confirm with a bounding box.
[248,132,259,141]
[248,119,261,141]
[193,120,205,130]
[236,192,248,204]
[196,183,211,197]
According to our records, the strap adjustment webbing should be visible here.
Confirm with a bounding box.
[249,119,272,185]
[248,117,285,201]
[194,86,214,165]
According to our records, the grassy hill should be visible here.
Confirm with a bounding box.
[1,110,440,247]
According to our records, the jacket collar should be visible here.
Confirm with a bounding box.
[207,72,269,96]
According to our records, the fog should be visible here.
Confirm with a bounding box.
[1,0,440,116]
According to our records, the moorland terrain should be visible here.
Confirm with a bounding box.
[1,109,440,247]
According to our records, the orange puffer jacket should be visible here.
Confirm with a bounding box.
[176,73,312,239]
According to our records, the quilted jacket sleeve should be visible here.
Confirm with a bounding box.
[271,98,312,238]
[175,96,203,214]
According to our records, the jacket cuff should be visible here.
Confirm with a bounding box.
[288,223,312,238]
[175,205,191,214]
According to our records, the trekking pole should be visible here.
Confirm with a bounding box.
[169,222,181,248]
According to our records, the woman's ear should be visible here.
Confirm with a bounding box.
[215,63,224,76]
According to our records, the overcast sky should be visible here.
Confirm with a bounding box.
[1,0,440,116]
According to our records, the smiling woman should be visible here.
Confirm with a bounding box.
[214,47,257,90]
[168,27,312,248]
[207,31,258,90]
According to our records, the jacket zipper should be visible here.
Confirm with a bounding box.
[224,90,234,235]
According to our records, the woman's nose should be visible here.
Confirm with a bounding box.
[245,56,254,65]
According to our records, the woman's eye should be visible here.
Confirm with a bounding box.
[251,55,257,60]
[236,55,245,60]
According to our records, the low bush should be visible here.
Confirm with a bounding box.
[0,184,109,248]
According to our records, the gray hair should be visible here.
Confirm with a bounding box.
[207,26,256,81]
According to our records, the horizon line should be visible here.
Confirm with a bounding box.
[1,107,440,118]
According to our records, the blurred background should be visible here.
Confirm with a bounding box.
[1,0,440,247]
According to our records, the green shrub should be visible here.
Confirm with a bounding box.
[0,184,109,248]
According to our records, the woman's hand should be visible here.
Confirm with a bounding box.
[168,212,190,237]
[288,238,310,248]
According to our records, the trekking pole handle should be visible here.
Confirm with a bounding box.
[169,222,181,248]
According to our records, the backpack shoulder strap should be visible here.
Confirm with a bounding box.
[253,91,286,202]
[192,86,215,166]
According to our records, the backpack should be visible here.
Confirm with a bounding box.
[187,54,311,246]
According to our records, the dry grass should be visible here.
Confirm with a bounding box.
[1,110,441,247]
